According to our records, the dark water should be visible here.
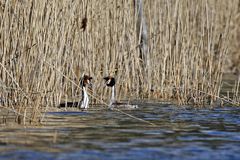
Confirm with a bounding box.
[0,103,240,160]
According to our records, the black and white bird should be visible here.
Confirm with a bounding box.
[103,76,138,109]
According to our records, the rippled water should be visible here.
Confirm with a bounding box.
[0,103,240,160]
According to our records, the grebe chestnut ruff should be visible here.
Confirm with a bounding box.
[80,75,92,109]
[103,76,138,109]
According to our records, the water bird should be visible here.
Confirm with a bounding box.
[58,75,92,109]
[103,76,138,109]
[80,75,92,109]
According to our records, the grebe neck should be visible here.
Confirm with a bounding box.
[81,86,89,108]
[110,86,115,106]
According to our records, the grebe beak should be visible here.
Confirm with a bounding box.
[102,81,107,88]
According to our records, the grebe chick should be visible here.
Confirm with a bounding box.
[80,75,92,109]
[103,76,138,109]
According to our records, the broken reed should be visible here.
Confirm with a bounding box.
[0,0,239,123]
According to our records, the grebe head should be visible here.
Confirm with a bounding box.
[103,76,115,87]
[81,75,92,87]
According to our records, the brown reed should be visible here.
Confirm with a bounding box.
[0,0,239,124]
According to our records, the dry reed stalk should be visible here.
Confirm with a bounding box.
[0,0,239,124]
[232,77,240,105]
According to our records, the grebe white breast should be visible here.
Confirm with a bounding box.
[103,76,138,110]
[80,75,92,109]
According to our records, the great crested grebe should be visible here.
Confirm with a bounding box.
[80,75,92,109]
[103,76,138,109]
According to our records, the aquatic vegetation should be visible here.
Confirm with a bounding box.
[0,0,239,124]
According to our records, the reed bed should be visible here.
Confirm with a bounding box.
[0,0,239,124]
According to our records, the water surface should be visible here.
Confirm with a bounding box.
[0,103,240,160]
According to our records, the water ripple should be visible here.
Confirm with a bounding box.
[0,104,240,160]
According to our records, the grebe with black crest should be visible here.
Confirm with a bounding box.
[103,76,138,109]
